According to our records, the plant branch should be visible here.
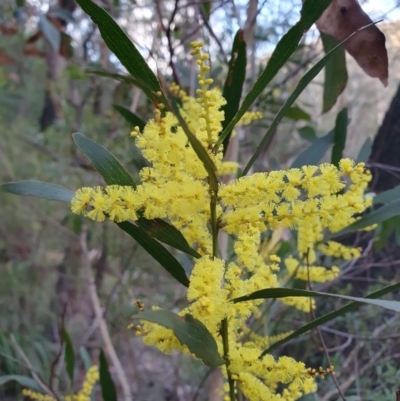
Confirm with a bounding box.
[10,334,58,400]
[80,227,132,401]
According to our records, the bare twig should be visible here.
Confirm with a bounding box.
[155,0,181,84]
[305,250,347,401]
[49,303,68,390]
[191,368,213,401]
[80,227,132,401]
[10,334,58,400]
[199,7,228,64]
[320,316,399,401]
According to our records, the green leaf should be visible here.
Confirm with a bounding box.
[38,14,61,51]
[99,349,117,401]
[72,133,199,257]
[284,106,311,121]
[321,33,348,113]
[240,24,349,175]
[86,70,150,92]
[77,0,218,191]
[76,0,161,100]
[201,0,211,19]
[79,346,92,372]
[374,215,400,251]
[135,310,224,367]
[262,280,400,355]
[331,107,348,167]
[117,221,190,287]
[62,329,75,384]
[112,104,146,131]
[233,287,400,314]
[373,185,400,205]
[73,133,136,187]
[0,375,40,390]
[298,125,316,142]
[136,218,200,258]
[47,8,75,23]
[333,199,400,236]
[2,181,74,202]
[221,29,247,155]
[216,0,333,150]
[356,137,372,163]
[291,131,334,168]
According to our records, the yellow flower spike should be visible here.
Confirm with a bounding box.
[69,36,371,400]
[21,389,56,401]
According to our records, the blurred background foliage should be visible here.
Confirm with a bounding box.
[2,0,400,400]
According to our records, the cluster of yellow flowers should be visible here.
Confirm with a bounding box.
[22,365,99,401]
[70,42,372,400]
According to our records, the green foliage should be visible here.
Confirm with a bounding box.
[331,107,348,166]
[112,105,146,131]
[217,0,334,147]
[2,181,74,202]
[1,1,399,400]
[263,280,400,354]
[135,310,224,367]
[62,328,75,383]
[73,133,137,188]
[291,130,334,168]
[240,32,347,176]
[233,286,400,313]
[76,0,161,100]
[321,33,348,113]
[117,221,190,287]
[99,350,117,401]
[221,29,247,155]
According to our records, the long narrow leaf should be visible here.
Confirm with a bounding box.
[221,29,247,155]
[77,0,218,192]
[291,131,334,168]
[62,329,75,383]
[99,349,117,401]
[77,0,161,100]
[241,32,343,176]
[321,33,348,113]
[262,281,400,355]
[135,310,224,367]
[331,107,348,166]
[356,137,372,163]
[332,198,400,236]
[113,104,146,131]
[38,14,61,51]
[2,181,74,202]
[87,70,152,94]
[216,0,333,149]
[233,287,400,313]
[117,221,190,287]
[73,133,136,187]
[136,218,200,258]
[73,133,199,257]
[0,375,40,390]
[373,185,400,205]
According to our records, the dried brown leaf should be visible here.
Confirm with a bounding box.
[26,31,44,44]
[24,44,46,58]
[0,50,15,66]
[0,24,18,36]
[315,0,388,86]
